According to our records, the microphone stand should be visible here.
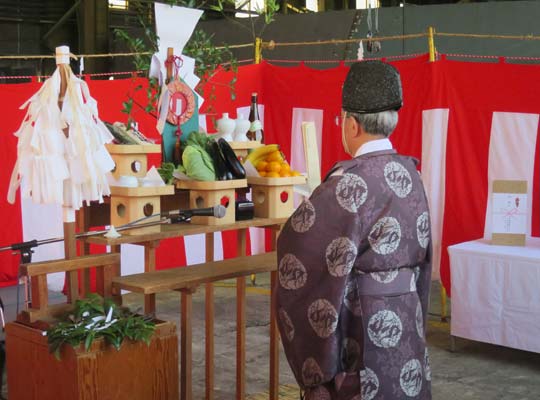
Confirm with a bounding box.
[0,213,193,313]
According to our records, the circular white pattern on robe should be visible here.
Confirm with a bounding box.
[384,161,412,198]
[326,237,357,277]
[424,348,432,381]
[341,338,361,370]
[307,386,331,400]
[416,212,430,249]
[278,308,295,342]
[302,358,324,386]
[291,200,316,233]
[335,173,368,213]
[360,367,380,400]
[344,279,362,317]
[367,310,403,348]
[368,217,402,255]
[416,301,424,339]
[370,270,398,283]
[278,254,307,290]
[308,299,338,338]
[400,359,423,397]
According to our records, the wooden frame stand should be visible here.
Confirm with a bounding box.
[176,179,247,225]
[105,144,161,180]
[248,176,306,218]
[110,186,174,233]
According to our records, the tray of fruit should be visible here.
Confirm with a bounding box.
[243,144,304,181]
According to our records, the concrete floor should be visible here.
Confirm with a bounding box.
[2,276,540,399]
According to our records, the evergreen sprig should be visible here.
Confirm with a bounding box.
[46,293,155,360]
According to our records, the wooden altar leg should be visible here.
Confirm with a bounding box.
[269,226,280,400]
[236,228,247,400]
[181,289,193,400]
[76,208,92,297]
[144,241,159,314]
[441,285,448,322]
[205,232,215,400]
[64,221,79,302]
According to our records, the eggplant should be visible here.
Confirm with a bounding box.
[218,138,246,179]
[207,139,228,181]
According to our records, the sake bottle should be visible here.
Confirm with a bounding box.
[248,92,264,143]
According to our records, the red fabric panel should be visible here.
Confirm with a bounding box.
[436,58,540,295]
[0,81,41,285]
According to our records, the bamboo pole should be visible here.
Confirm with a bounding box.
[255,37,262,64]
[428,26,437,62]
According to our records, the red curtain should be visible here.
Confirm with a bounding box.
[2,55,540,295]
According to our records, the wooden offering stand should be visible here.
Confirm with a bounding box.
[107,143,174,233]
[247,175,307,218]
[176,179,248,225]
[228,140,262,160]
[6,253,178,400]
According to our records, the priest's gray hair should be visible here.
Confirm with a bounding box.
[347,110,398,137]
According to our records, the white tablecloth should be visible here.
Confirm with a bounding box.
[448,238,540,353]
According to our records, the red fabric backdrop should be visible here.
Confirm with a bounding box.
[1,55,540,295]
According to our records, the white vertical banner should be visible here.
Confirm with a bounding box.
[290,108,323,206]
[21,200,65,290]
[120,244,145,276]
[421,109,450,281]
[289,108,323,174]
[184,234,206,265]
[483,112,539,239]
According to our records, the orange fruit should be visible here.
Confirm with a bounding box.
[291,170,301,176]
[279,170,291,177]
[256,160,268,172]
[266,150,284,163]
[266,161,282,173]
[259,171,267,177]
[280,162,291,173]
[266,171,280,178]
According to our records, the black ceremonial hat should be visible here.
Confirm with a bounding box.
[342,61,403,114]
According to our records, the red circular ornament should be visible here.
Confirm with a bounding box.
[166,80,195,126]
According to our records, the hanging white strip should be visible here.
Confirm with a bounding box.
[484,112,539,238]
[421,109,450,281]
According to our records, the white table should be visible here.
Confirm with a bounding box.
[448,238,540,353]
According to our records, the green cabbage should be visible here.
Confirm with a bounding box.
[182,144,215,181]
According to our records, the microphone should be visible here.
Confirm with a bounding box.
[164,205,227,219]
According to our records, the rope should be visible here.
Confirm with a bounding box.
[436,32,540,41]
[0,51,153,60]
[444,53,540,61]
[265,53,427,64]
[0,70,144,80]
[270,33,428,47]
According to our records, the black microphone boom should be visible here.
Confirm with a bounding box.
[164,205,227,219]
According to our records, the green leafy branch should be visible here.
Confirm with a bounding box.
[46,294,155,360]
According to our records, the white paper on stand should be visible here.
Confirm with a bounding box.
[492,193,528,234]
[243,161,259,177]
[154,4,203,65]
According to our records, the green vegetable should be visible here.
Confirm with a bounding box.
[46,293,155,360]
[158,162,176,185]
[182,145,215,181]
[181,131,215,181]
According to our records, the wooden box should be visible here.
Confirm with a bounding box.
[176,179,247,225]
[228,141,262,161]
[6,320,178,400]
[247,176,306,218]
[110,185,174,232]
[105,144,161,180]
